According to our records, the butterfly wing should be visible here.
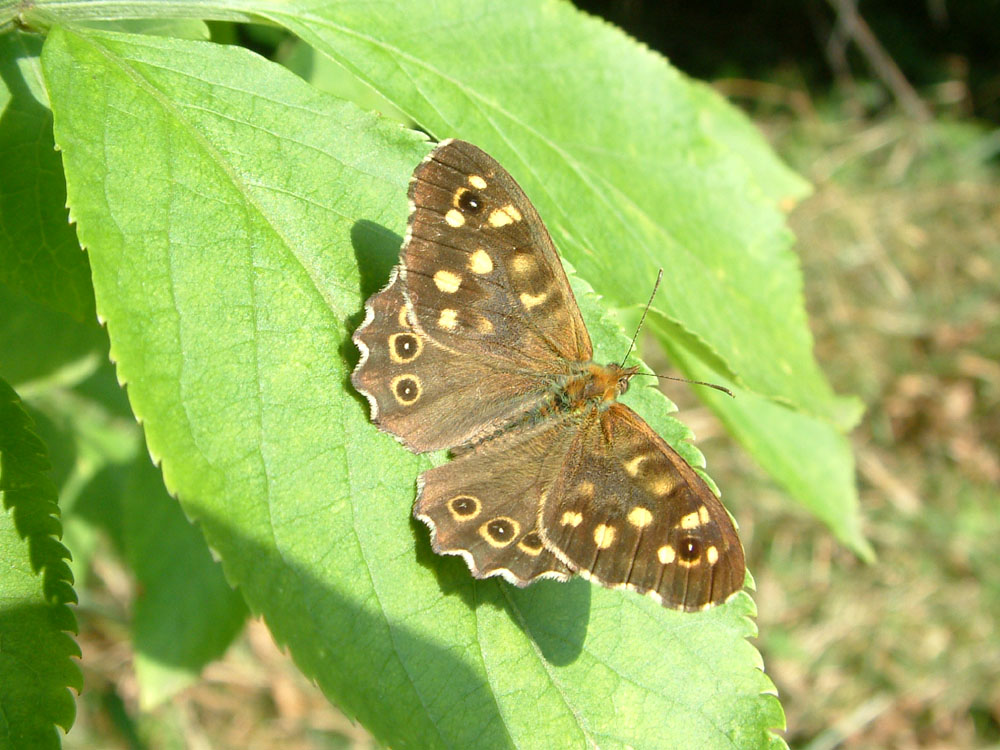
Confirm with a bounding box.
[354,139,596,453]
[402,139,592,368]
[413,416,576,585]
[352,267,565,452]
[539,403,745,611]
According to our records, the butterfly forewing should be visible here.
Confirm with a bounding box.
[404,140,591,367]
[539,403,745,611]
[352,267,561,452]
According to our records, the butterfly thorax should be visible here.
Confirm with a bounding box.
[558,362,641,412]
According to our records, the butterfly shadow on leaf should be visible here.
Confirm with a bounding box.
[352,219,402,301]
[501,577,591,665]
[409,513,590,665]
[341,220,403,384]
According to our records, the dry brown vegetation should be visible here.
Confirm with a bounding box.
[726,108,1000,749]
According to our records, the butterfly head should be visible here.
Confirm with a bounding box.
[612,364,641,396]
[579,363,642,405]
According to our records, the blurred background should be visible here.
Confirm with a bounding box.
[63,2,1000,748]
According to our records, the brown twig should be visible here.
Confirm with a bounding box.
[827,0,932,122]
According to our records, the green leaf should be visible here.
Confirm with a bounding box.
[685,79,813,208]
[18,0,850,413]
[125,455,248,709]
[0,30,95,322]
[0,279,105,390]
[0,379,82,750]
[43,26,783,748]
[20,0,865,569]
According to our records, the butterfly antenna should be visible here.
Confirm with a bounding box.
[622,269,735,398]
[652,374,734,398]
[621,269,663,367]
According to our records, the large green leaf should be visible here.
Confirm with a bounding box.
[0,379,81,750]
[43,26,783,748]
[17,0,865,560]
[20,0,848,418]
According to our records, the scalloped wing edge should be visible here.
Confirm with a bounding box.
[412,473,572,587]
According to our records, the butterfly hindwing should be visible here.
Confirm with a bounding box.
[539,403,745,611]
[414,417,577,585]
[403,139,592,366]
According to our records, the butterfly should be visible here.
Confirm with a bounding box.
[352,139,745,611]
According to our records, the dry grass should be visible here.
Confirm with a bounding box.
[69,607,377,750]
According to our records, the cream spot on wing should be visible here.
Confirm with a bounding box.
[679,511,702,529]
[627,507,653,528]
[445,209,465,227]
[577,481,594,498]
[520,291,547,309]
[433,270,462,293]
[560,511,583,528]
[510,253,535,275]
[698,505,711,525]
[706,545,719,565]
[625,455,647,476]
[476,316,494,334]
[658,545,676,564]
[438,308,458,330]
[593,524,616,549]
[468,174,487,190]
[651,477,676,495]
[468,249,493,274]
[488,205,521,227]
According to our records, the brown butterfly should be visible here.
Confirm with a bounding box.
[352,139,744,611]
